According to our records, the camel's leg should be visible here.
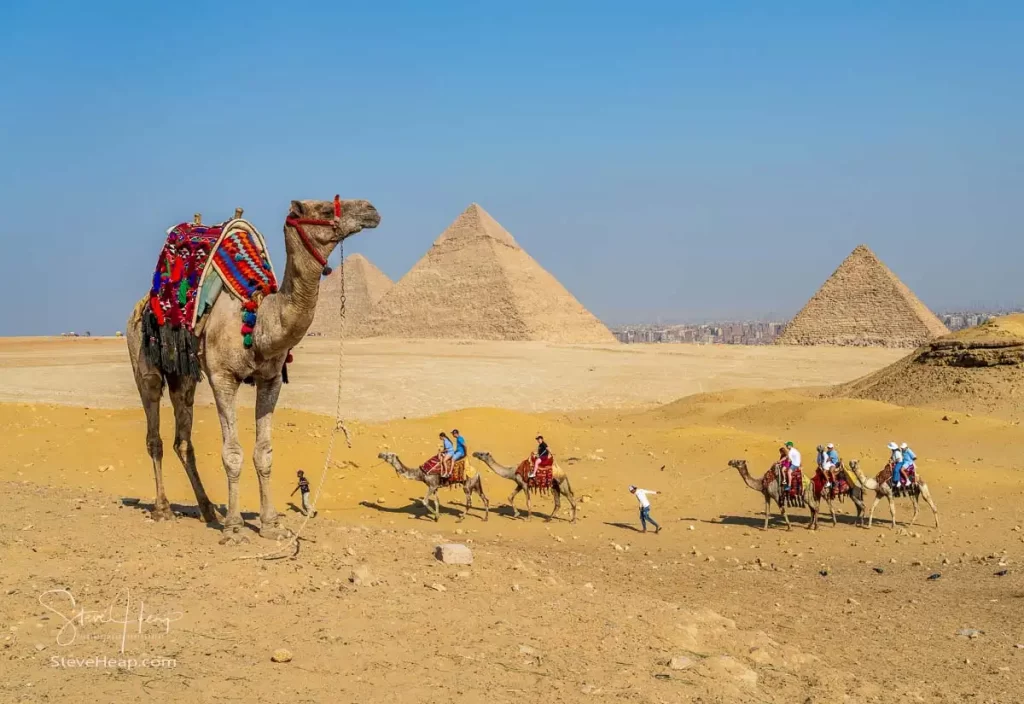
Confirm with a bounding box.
[210,375,247,541]
[852,493,865,526]
[781,503,791,531]
[807,501,817,530]
[459,487,471,522]
[563,483,578,524]
[888,495,896,529]
[829,498,837,526]
[867,494,881,528]
[920,484,939,528]
[253,376,291,540]
[140,378,172,521]
[428,487,440,522]
[475,478,490,521]
[508,484,523,518]
[763,496,771,530]
[549,485,560,522]
[525,487,532,521]
[167,375,216,523]
[909,493,920,526]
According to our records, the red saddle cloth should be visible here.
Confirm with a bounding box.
[420,455,465,485]
[517,456,554,492]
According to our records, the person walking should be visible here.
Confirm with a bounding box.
[290,470,314,517]
[628,485,662,534]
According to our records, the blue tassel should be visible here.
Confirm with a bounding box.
[151,270,161,294]
[234,253,244,262]
[242,312,257,326]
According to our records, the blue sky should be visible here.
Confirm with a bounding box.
[1,1,1021,333]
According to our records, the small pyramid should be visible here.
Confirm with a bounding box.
[356,204,616,343]
[308,254,393,337]
[776,245,949,347]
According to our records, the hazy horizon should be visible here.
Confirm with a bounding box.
[1,2,1021,335]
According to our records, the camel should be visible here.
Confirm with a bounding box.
[377,452,490,522]
[471,451,577,523]
[847,460,939,529]
[127,198,380,543]
[806,462,867,528]
[728,459,820,530]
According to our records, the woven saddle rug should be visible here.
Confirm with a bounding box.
[421,455,467,486]
[142,218,277,380]
[762,466,804,507]
[516,456,554,493]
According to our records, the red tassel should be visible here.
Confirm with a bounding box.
[286,353,294,364]
[333,194,342,218]
[170,257,184,283]
[244,300,258,312]
[241,324,254,335]
[149,296,165,326]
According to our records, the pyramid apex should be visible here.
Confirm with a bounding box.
[434,202,517,248]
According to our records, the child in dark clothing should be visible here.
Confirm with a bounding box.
[291,470,314,517]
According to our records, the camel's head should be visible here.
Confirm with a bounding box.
[472,451,491,462]
[849,459,859,471]
[286,197,381,258]
[377,451,397,465]
[728,459,746,470]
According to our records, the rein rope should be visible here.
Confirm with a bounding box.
[284,195,342,276]
[236,199,350,561]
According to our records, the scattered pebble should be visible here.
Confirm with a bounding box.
[271,648,293,663]
[668,655,694,670]
[427,583,447,592]
[957,629,983,639]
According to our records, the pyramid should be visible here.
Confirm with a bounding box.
[776,245,948,347]
[355,204,616,343]
[308,254,393,337]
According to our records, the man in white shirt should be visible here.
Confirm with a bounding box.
[628,485,662,534]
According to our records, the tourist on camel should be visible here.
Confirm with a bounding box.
[439,432,455,478]
[820,442,840,490]
[887,441,905,486]
[530,435,550,479]
[451,429,467,464]
[900,442,917,485]
[783,441,800,491]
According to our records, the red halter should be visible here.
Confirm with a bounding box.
[284,195,342,276]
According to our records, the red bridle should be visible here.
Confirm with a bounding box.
[285,195,343,276]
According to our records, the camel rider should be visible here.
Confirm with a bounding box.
[887,441,904,486]
[900,442,917,485]
[822,442,840,488]
[784,441,800,491]
[530,435,550,479]
[439,432,455,477]
[451,429,467,463]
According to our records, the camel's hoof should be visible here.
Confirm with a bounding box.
[218,529,250,546]
[259,524,294,541]
[151,506,174,522]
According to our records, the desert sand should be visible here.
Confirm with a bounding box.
[2,337,1023,703]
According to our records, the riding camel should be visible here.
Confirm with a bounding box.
[728,459,820,530]
[127,198,380,543]
[809,462,866,527]
[377,452,490,522]
[847,460,939,529]
[471,451,577,523]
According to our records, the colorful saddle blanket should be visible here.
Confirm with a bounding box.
[516,456,554,492]
[762,465,804,506]
[421,455,466,485]
[812,466,853,501]
[142,219,277,379]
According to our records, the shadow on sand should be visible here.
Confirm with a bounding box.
[120,497,244,531]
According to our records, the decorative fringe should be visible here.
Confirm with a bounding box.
[141,309,203,381]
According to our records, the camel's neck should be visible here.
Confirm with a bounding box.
[389,457,423,481]
[253,227,335,358]
[736,465,762,492]
[481,457,518,479]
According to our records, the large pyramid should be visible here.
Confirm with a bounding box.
[776,245,949,347]
[356,204,616,343]
[308,254,393,337]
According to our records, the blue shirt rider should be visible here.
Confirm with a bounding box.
[900,442,917,484]
[887,442,905,485]
[440,432,455,476]
[451,429,467,462]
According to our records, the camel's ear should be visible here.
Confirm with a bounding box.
[289,200,305,218]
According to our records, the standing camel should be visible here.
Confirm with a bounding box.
[471,451,577,523]
[378,452,490,522]
[728,459,820,530]
[809,463,866,527]
[128,198,380,543]
[847,460,939,529]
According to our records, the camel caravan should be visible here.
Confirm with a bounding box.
[128,198,937,542]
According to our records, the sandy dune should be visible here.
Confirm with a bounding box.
[1,339,1022,703]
